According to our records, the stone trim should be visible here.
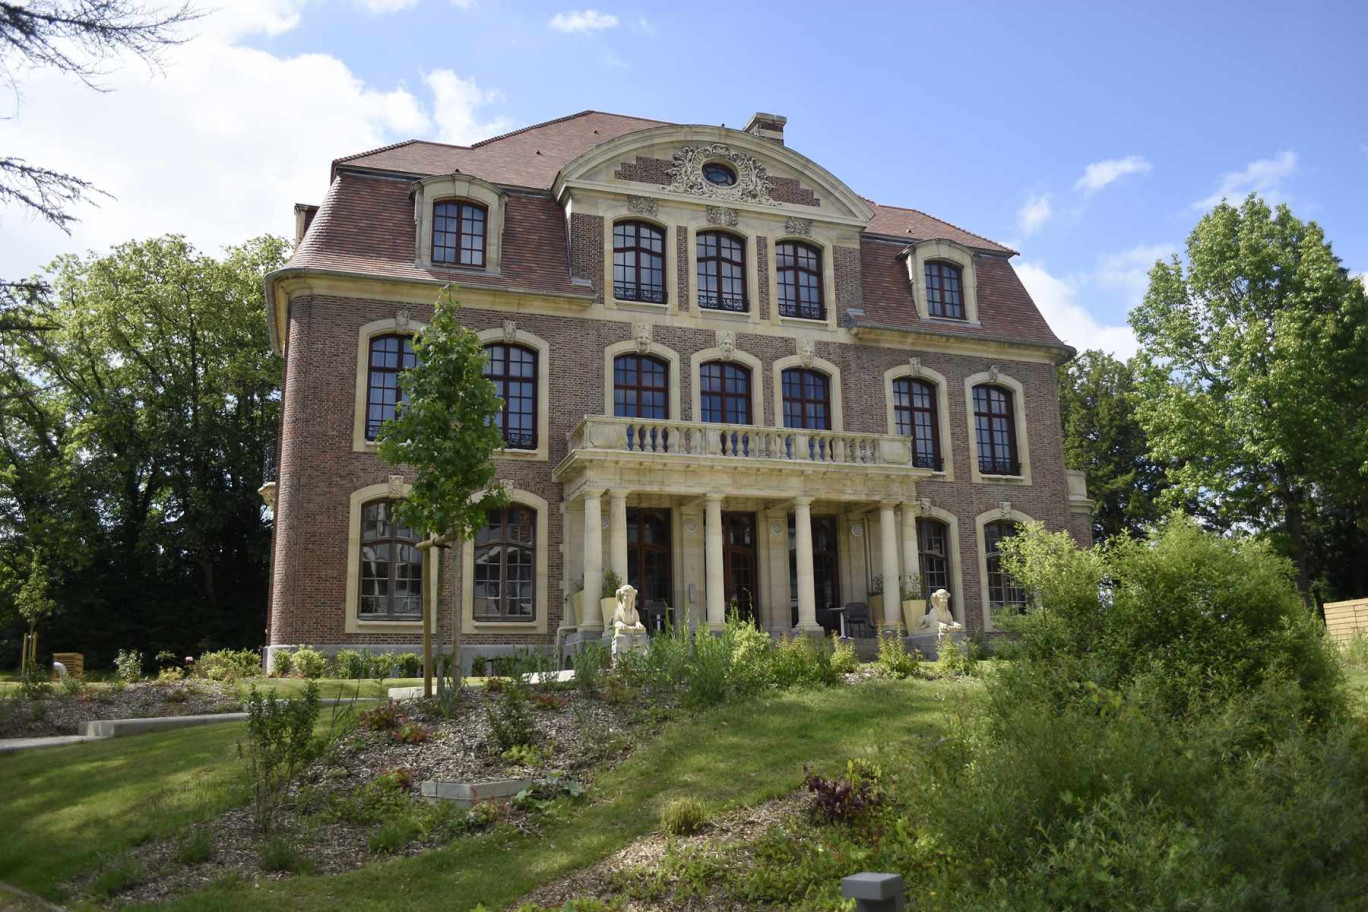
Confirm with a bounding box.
[771,352,844,432]
[477,326,551,463]
[975,505,1036,632]
[688,346,766,425]
[602,337,683,420]
[904,238,980,326]
[345,481,421,634]
[352,314,428,453]
[882,362,954,481]
[461,487,550,634]
[411,174,507,274]
[963,368,1033,485]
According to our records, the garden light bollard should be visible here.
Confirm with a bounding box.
[841,872,905,912]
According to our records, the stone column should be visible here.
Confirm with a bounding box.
[879,502,902,633]
[793,497,821,632]
[608,489,629,586]
[900,503,921,596]
[581,489,605,632]
[704,493,726,631]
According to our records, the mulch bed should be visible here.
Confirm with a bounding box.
[100,685,655,907]
[0,681,242,738]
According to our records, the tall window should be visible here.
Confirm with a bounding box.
[917,518,950,606]
[613,221,666,304]
[973,384,1018,475]
[984,520,1027,614]
[696,231,747,312]
[893,377,941,470]
[484,344,537,449]
[366,334,417,440]
[699,361,752,424]
[472,505,536,621]
[925,261,964,319]
[782,368,831,430]
[613,354,668,419]
[432,200,487,267]
[626,508,672,606]
[359,500,422,619]
[776,241,824,320]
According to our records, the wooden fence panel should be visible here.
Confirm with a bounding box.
[1324,598,1368,643]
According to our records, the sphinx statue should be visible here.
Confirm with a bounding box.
[613,582,643,631]
[925,588,963,643]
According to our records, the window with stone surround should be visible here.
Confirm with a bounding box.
[613,221,666,304]
[925,260,965,319]
[472,505,536,622]
[973,384,1019,476]
[782,367,831,431]
[700,361,753,425]
[484,343,538,450]
[776,241,824,320]
[984,520,1027,614]
[893,377,942,470]
[365,334,417,441]
[613,354,669,419]
[358,500,422,619]
[917,518,950,606]
[432,200,487,267]
[696,230,748,312]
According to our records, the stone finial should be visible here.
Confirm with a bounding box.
[633,320,652,354]
[798,338,815,367]
[387,475,406,498]
[502,320,518,343]
[716,329,735,361]
[987,363,1000,383]
[998,500,1012,519]
[395,308,412,331]
[908,356,922,378]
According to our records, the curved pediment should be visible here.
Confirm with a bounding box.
[553,124,875,225]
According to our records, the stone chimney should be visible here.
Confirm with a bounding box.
[294,203,319,247]
[743,112,787,145]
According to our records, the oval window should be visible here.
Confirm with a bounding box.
[702,162,737,186]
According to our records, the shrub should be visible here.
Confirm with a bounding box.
[115,649,143,683]
[531,692,567,712]
[601,569,622,600]
[803,760,885,824]
[155,650,179,670]
[358,701,404,733]
[684,625,733,708]
[334,648,366,680]
[830,635,858,675]
[660,797,707,836]
[932,635,977,678]
[369,815,422,855]
[487,676,537,753]
[292,646,326,680]
[61,676,85,696]
[272,649,294,678]
[395,652,422,678]
[1341,634,1368,672]
[239,682,321,832]
[19,662,51,699]
[503,744,543,767]
[393,721,430,744]
[435,654,461,719]
[571,641,605,698]
[195,648,260,682]
[370,651,396,682]
[873,634,920,679]
[157,666,185,683]
[470,655,487,677]
[173,830,214,865]
[770,634,838,689]
[257,836,306,873]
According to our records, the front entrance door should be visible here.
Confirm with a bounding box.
[722,512,759,624]
[626,508,672,625]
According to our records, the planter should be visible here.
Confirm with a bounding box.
[570,590,584,626]
[868,594,884,625]
[600,596,618,629]
[902,598,927,633]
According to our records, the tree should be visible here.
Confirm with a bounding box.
[1130,195,1368,605]
[1057,349,1168,542]
[376,291,508,691]
[1,0,197,232]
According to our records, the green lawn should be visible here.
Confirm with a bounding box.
[0,678,955,911]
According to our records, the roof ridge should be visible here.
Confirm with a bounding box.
[866,198,1015,254]
[469,109,671,148]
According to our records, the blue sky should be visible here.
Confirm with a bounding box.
[3,0,1365,355]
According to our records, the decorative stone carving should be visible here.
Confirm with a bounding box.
[919,496,932,515]
[503,320,518,343]
[665,144,775,205]
[850,522,864,538]
[611,583,650,664]
[626,195,658,217]
[387,475,406,498]
[908,356,923,378]
[987,363,1000,383]
[770,521,784,536]
[784,217,813,236]
[684,518,698,534]
[716,330,735,361]
[913,588,962,642]
[797,338,815,367]
[395,308,412,332]
[705,205,740,227]
[633,320,652,354]
[998,500,1013,519]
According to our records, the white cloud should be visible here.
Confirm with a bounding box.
[1195,150,1297,209]
[0,0,513,280]
[424,70,514,144]
[357,0,422,13]
[1074,155,1151,194]
[1015,260,1139,359]
[1096,243,1176,306]
[1016,192,1053,236]
[548,9,619,32]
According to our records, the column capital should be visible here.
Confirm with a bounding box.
[705,492,724,506]
[879,500,900,512]
[608,488,630,501]
[581,487,606,500]
[790,496,814,509]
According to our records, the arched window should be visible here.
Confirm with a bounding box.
[893,377,941,470]
[917,518,950,606]
[484,344,538,449]
[973,384,1018,475]
[613,353,668,419]
[613,221,666,304]
[359,500,422,619]
[776,241,824,320]
[472,505,536,621]
[433,200,487,267]
[782,368,831,430]
[925,261,964,319]
[699,361,752,424]
[366,334,417,440]
[984,520,1027,613]
[697,231,747,312]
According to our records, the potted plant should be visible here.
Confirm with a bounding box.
[867,573,884,622]
[600,570,623,629]
[569,576,584,626]
[900,573,926,634]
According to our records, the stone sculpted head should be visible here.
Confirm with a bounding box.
[614,582,639,628]
[931,588,950,613]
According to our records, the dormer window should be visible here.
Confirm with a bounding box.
[702,162,737,186]
[432,200,487,267]
[925,261,964,319]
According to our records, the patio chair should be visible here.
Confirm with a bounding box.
[842,601,874,637]
[642,599,670,634]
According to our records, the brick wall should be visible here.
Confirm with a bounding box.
[569,213,604,303]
